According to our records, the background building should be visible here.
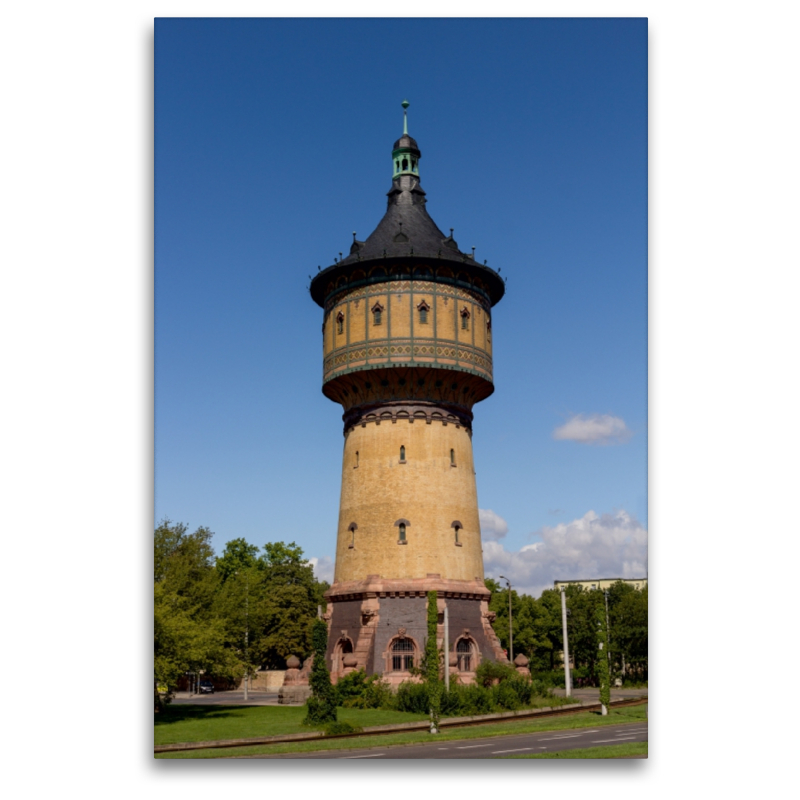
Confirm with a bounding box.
[554,578,647,592]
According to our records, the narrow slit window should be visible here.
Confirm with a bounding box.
[450,449,456,466]
[400,445,405,461]
[454,526,460,544]
[418,300,430,324]
[355,450,359,468]
[460,308,470,330]
[336,311,344,335]
[398,523,406,542]
[372,302,384,326]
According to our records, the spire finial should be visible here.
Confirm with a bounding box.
[402,99,409,135]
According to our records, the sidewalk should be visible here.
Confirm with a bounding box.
[551,687,647,702]
[171,690,283,706]
[171,686,646,707]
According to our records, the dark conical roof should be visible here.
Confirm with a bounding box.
[337,174,462,265]
[393,133,419,151]
[309,124,505,308]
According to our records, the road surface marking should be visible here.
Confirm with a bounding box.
[457,744,492,749]
[591,736,638,743]
[492,747,532,754]
[539,734,582,741]
[340,753,385,758]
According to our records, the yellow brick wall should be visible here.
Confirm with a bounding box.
[323,281,493,381]
[334,418,485,584]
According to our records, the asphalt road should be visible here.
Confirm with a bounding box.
[243,721,648,759]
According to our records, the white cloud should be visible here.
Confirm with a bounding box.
[479,508,509,540]
[552,413,632,445]
[308,555,334,584]
[483,510,647,597]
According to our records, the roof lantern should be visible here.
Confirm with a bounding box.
[392,99,420,179]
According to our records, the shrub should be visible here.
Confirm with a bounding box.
[337,671,393,709]
[475,660,518,687]
[324,721,363,736]
[335,669,368,704]
[395,680,430,714]
[492,680,523,710]
[442,683,494,716]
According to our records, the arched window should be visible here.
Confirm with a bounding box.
[401,157,408,171]
[450,448,456,466]
[460,307,470,330]
[336,311,344,335]
[456,638,474,671]
[335,637,354,674]
[451,520,462,546]
[391,637,415,671]
[395,518,410,544]
[371,302,384,326]
[486,318,492,337]
[399,445,406,462]
[348,522,358,548]
[355,450,359,468]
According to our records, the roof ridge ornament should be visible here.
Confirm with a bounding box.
[402,98,409,135]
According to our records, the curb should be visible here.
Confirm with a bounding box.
[154,696,646,754]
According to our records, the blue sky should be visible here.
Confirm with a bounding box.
[155,18,648,594]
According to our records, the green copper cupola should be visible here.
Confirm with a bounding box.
[392,99,421,179]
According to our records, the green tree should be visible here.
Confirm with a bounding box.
[153,520,236,707]
[215,537,259,583]
[608,583,648,682]
[213,539,325,671]
[303,618,337,726]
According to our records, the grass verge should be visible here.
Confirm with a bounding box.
[155,703,647,759]
[155,706,427,746]
[504,741,647,759]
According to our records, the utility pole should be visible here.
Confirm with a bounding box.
[499,575,513,663]
[444,603,450,692]
[243,571,250,702]
[560,586,572,697]
[604,589,611,672]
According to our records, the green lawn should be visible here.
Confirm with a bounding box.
[154,705,428,746]
[155,703,647,758]
[505,741,647,759]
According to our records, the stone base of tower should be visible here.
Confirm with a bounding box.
[323,575,508,687]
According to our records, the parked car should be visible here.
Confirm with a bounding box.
[199,680,215,694]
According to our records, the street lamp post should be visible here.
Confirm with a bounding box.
[244,570,250,702]
[560,586,572,697]
[498,575,513,663]
[603,589,611,672]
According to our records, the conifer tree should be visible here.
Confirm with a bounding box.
[303,618,337,726]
